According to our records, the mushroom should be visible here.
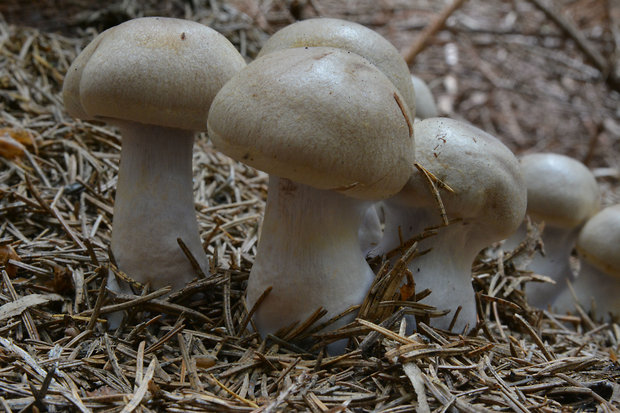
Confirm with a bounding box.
[207,46,414,353]
[359,203,384,256]
[357,74,439,254]
[553,204,620,320]
[371,118,526,333]
[357,77,439,258]
[257,17,416,119]
[411,75,438,119]
[63,17,246,293]
[255,17,416,257]
[504,153,600,308]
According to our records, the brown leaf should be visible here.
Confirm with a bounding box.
[0,245,21,278]
[51,265,75,295]
[0,128,34,146]
[0,128,35,159]
[399,269,416,301]
[0,135,26,159]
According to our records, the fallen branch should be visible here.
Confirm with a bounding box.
[402,0,468,64]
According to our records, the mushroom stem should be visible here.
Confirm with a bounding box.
[553,260,620,319]
[374,203,478,333]
[359,202,383,256]
[110,122,208,292]
[523,225,579,308]
[247,176,375,352]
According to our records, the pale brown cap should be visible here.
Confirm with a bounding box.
[520,153,600,228]
[63,17,246,131]
[395,117,526,241]
[207,47,415,200]
[576,204,620,278]
[257,18,416,119]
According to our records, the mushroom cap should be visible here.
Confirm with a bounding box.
[207,46,415,200]
[411,75,438,119]
[63,17,246,131]
[520,153,600,228]
[393,117,526,241]
[576,204,620,278]
[257,18,416,119]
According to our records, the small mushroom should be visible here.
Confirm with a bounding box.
[372,118,526,333]
[553,204,620,320]
[411,75,438,120]
[63,17,246,293]
[207,47,414,353]
[504,153,600,308]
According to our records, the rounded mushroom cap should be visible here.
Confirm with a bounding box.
[393,117,526,241]
[520,153,600,228]
[63,17,246,131]
[207,46,415,200]
[411,75,438,119]
[257,18,416,119]
[576,204,620,278]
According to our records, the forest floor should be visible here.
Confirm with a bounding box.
[0,0,619,411]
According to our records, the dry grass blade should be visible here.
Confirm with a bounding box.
[209,374,259,408]
[120,358,156,413]
[356,318,418,346]
[0,291,63,321]
[514,313,555,362]
[413,162,452,226]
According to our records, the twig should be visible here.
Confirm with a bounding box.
[209,374,259,408]
[359,308,406,354]
[223,271,234,334]
[414,163,452,226]
[26,175,86,250]
[402,363,430,413]
[1,270,39,340]
[356,318,417,346]
[515,313,555,362]
[86,267,108,331]
[177,237,207,279]
[238,286,272,337]
[402,0,468,64]
[120,358,156,413]
[528,0,620,91]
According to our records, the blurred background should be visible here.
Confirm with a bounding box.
[1,0,619,204]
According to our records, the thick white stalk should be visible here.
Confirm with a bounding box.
[523,225,579,308]
[358,202,383,256]
[374,203,478,333]
[246,177,375,352]
[109,122,209,293]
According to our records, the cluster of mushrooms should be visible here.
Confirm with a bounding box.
[62,16,619,354]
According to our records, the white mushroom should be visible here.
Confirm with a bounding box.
[359,203,384,256]
[411,75,438,119]
[207,47,414,353]
[255,17,416,257]
[504,153,600,308]
[257,17,416,119]
[63,17,246,293]
[372,118,526,333]
[553,204,620,320]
